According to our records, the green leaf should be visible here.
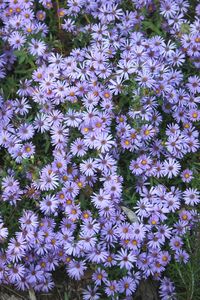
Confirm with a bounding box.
[18,53,27,64]
[143,20,162,35]
[64,292,69,300]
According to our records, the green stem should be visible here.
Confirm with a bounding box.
[189,262,194,300]
[84,14,91,24]
[175,263,186,287]
[56,0,61,30]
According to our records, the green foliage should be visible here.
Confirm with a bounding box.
[168,228,200,300]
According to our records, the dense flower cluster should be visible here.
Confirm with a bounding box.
[0,0,200,299]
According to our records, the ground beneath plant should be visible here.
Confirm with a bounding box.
[0,277,159,300]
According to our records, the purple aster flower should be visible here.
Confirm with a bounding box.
[183,188,200,206]
[86,245,108,263]
[70,138,87,156]
[1,175,20,193]
[147,232,164,249]
[78,234,97,252]
[92,268,108,286]
[131,223,146,241]
[19,210,38,231]
[169,49,185,67]
[91,189,111,209]
[37,274,55,292]
[100,223,118,244]
[181,169,193,182]
[118,276,137,296]
[115,248,136,270]
[33,113,50,133]
[186,137,200,153]
[116,222,133,240]
[17,79,32,97]
[136,70,155,88]
[36,10,46,21]
[170,236,183,251]
[14,97,31,115]
[65,204,81,222]
[0,221,8,242]
[7,263,25,284]
[63,182,79,198]
[80,158,98,176]
[174,249,189,264]
[17,123,34,141]
[187,75,200,94]
[173,220,188,236]
[156,224,172,241]
[26,265,44,285]
[162,158,181,178]
[80,219,100,236]
[158,251,171,266]
[160,1,178,17]
[104,252,117,267]
[103,177,122,197]
[8,31,26,50]
[38,166,59,191]
[105,280,118,297]
[188,109,200,122]
[28,39,46,56]
[82,286,101,300]
[14,275,29,291]
[7,235,27,262]
[95,153,117,175]
[40,194,59,215]
[67,259,87,280]
[159,277,176,300]
[179,210,192,223]
[93,132,115,153]
[22,142,35,157]
[116,58,136,80]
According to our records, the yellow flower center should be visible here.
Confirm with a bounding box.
[59,11,65,17]
[83,213,89,219]
[132,240,137,245]
[182,214,188,220]
[144,129,150,135]
[104,92,110,98]
[125,140,130,146]
[162,256,168,262]
[59,193,65,199]
[25,146,31,152]
[192,112,198,118]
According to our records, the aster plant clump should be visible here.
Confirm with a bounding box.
[0,0,200,299]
